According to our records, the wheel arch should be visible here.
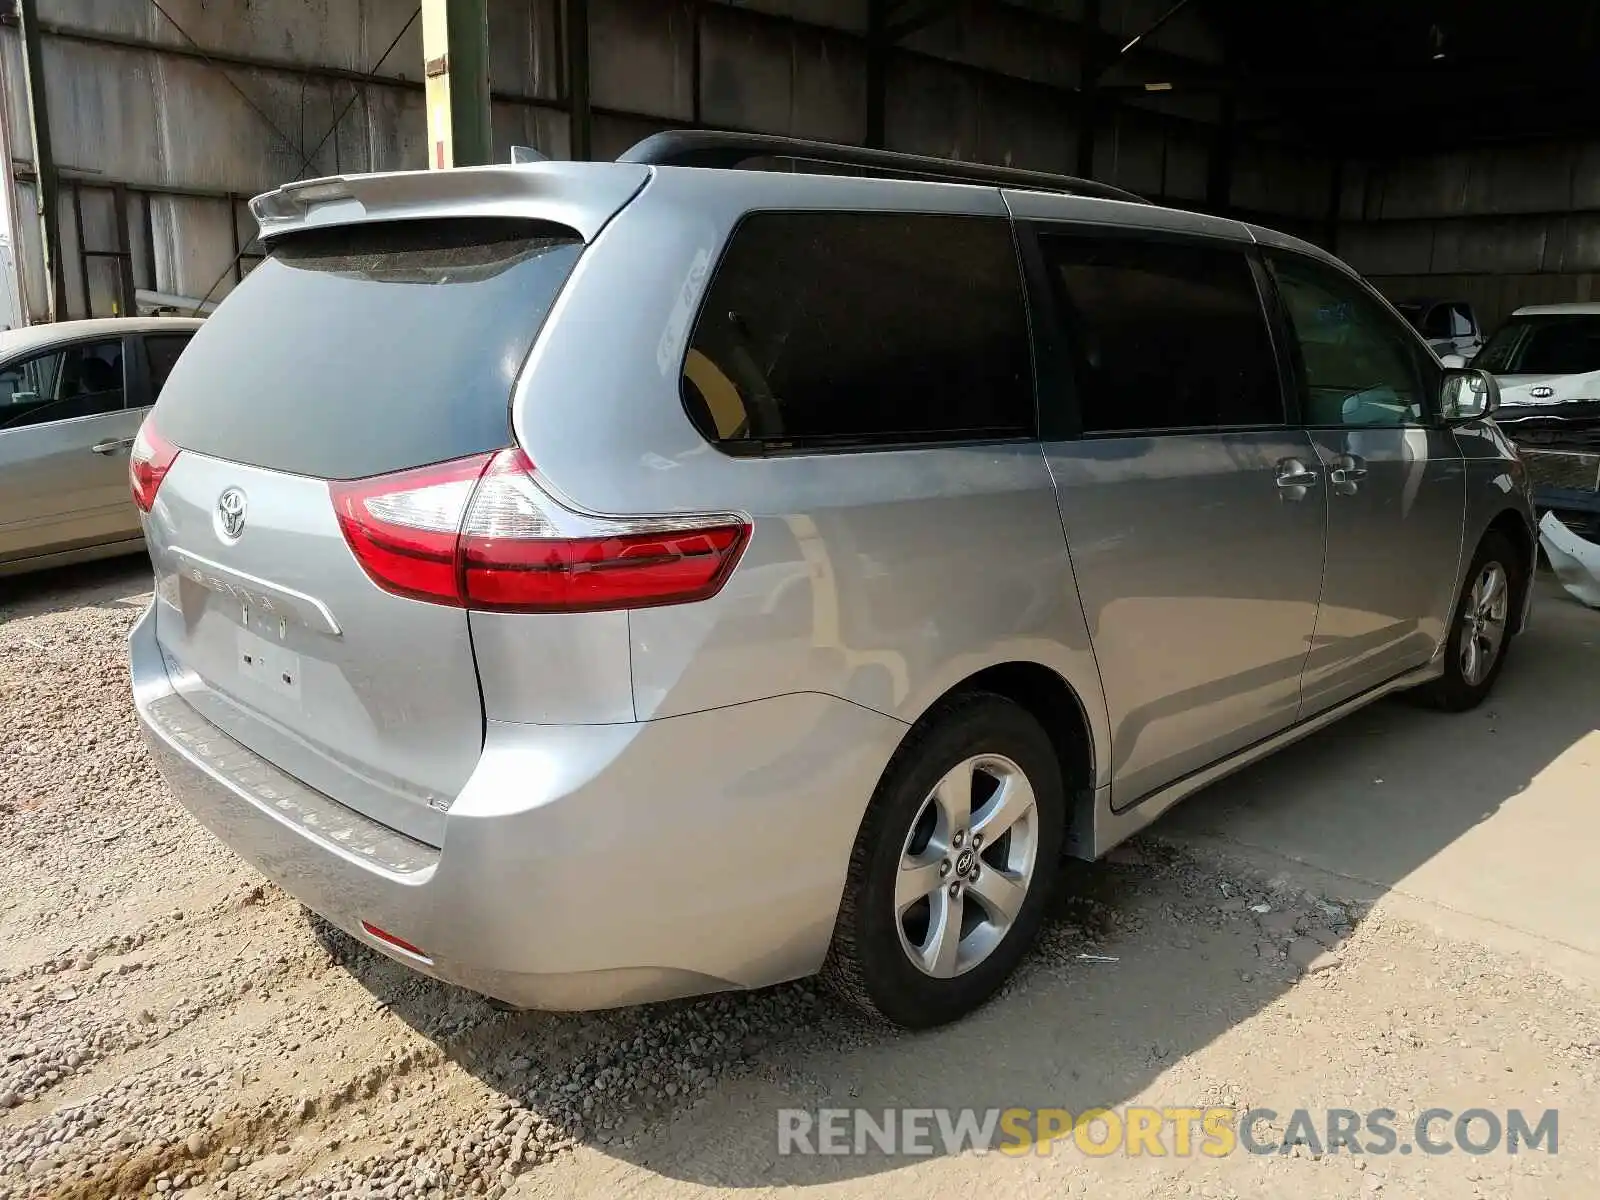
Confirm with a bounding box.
[903,660,1100,860]
[1484,506,1536,633]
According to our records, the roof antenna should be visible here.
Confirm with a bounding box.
[510,145,549,164]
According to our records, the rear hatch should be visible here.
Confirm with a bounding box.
[142,214,588,845]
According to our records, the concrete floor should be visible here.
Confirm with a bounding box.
[1159,576,1600,982]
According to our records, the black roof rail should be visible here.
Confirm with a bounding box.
[617,130,1148,205]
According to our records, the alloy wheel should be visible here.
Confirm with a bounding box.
[894,754,1040,978]
[1460,561,1509,686]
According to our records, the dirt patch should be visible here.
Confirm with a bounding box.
[4,561,1599,1199]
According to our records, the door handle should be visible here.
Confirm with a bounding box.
[91,437,136,455]
[1329,453,1368,495]
[1274,458,1320,498]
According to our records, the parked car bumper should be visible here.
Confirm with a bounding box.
[129,601,905,1010]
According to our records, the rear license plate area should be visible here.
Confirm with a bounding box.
[236,622,302,702]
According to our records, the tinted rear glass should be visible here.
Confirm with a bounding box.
[1476,315,1600,376]
[682,212,1033,452]
[154,219,583,479]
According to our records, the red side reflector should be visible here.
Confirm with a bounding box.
[360,920,431,962]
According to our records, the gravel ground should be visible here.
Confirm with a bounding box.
[4,557,1600,1200]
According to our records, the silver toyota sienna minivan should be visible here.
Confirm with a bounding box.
[129,132,1535,1029]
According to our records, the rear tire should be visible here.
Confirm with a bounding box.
[1416,530,1521,712]
[822,693,1066,1029]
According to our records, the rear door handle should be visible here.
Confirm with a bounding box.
[91,437,136,455]
[1274,458,1319,499]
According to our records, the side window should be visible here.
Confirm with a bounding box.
[1450,304,1476,338]
[1421,304,1454,338]
[681,212,1033,451]
[145,334,192,401]
[1037,233,1283,433]
[0,340,125,431]
[0,349,63,415]
[1270,255,1435,428]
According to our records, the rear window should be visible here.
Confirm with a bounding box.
[681,212,1033,453]
[153,218,583,480]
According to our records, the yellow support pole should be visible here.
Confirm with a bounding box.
[422,0,492,169]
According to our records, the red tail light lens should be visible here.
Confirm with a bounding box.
[129,421,180,513]
[330,449,749,613]
[329,454,494,606]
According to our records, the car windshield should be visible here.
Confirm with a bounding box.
[1477,314,1600,375]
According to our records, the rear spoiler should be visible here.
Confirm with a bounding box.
[248,162,651,245]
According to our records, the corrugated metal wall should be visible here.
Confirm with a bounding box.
[577,0,1235,191]
[1341,141,1600,334]
[0,0,1327,325]
[0,0,562,322]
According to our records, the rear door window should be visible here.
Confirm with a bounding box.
[1036,233,1283,434]
[681,212,1034,452]
[144,333,193,402]
[152,219,584,479]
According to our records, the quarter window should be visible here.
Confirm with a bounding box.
[0,340,125,430]
[682,212,1034,452]
[1270,254,1434,428]
[1036,234,1283,434]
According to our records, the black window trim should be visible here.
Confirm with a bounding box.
[116,333,141,409]
[1021,220,1293,441]
[127,332,154,411]
[1246,247,1308,428]
[678,207,1041,459]
[1262,248,1445,432]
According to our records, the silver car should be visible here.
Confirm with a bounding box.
[0,316,203,576]
[129,134,1535,1029]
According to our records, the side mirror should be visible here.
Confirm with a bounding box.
[1442,368,1500,424]
[1439,353,1468,369]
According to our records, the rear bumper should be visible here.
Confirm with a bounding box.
[130,602,906,1010]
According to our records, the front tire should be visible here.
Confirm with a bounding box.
[822,693,1066,1029]
[1418,530,1521,712]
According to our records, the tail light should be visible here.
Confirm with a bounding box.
[330,448,750,613]
[130,420,180,513]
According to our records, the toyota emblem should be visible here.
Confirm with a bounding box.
[216,487,248,541]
